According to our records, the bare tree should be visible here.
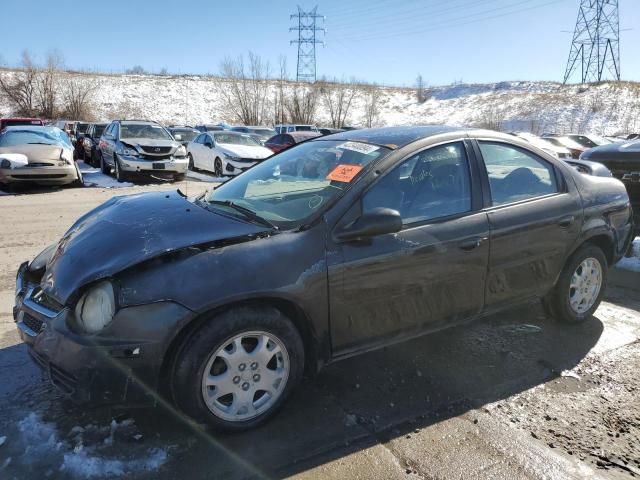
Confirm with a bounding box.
[318,77,358,128]
[126,65,146,75]
[285,83,318,124]
[217,52,271,125]
[273,56,288,125]
[416,74,426,103]
[61,74,100,120]
[35,50,64,119]
[362,83,382,128]
[0,50,38,116]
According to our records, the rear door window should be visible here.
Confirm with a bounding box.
[478,142,559,206]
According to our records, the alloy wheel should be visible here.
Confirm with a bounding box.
[215,158,223,177]
[201,331,290,422]
[569,257,602,314]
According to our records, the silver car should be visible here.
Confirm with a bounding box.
[0,126,82,188]
[98,120,189,182]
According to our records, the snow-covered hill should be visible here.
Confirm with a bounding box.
[1,69,639,135]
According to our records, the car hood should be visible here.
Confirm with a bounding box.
[121,138,178,148]
[581,140,640,162]
[218,144,273,159]
[0,144,71,163]
[41,191,270,304]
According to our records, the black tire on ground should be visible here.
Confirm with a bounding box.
[214,157,223,177]
[188,154,195,171]
[174,173,186,182]
[100,153,110,174]
[171,306,305,431]
[542,244,608,324]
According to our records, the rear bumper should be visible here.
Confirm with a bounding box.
[0,165,78,185]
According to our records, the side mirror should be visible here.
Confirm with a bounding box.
[336,208,403,241]
[205,142,213,149]
[174,134,182,141]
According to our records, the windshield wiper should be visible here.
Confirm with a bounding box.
[206,200,278,230]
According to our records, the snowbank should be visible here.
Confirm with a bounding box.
[616,237,640,273]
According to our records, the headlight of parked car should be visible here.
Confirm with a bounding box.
[175,145,187,157]
[73,281,116,334]
[121,147,139,157]
[224,153,242,161]
[29,243,57,273]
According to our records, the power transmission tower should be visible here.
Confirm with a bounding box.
[290,6,325,82]
[563,0,620,84]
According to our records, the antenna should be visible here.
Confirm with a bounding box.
[290,6,325,82]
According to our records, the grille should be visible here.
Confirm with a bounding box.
[141,154,172,160]
[140,146,172,155]
[23,312,44,333]
[12,174,67,179]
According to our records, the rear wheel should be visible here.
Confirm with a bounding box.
[543,244,607,323]
[171,307,304,431]
[214,157,223,177]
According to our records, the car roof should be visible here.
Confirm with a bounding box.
[317,126,461,148]
[2,125,60,133]
[116,120,160,125]
[288,131,322,139]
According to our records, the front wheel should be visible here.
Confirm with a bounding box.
[114,155,126,182]
[100,152,110,174]
[188,154,196,171]
[214,157,223,177]
[543,244,607,323]
[171,307,304,431]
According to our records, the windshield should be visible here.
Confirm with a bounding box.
[204,140,389,229]
[120,124,172,140]
[76,123,89,133]
[214,133,261,146]
[0,128,71,147]
[171,129,198,142]
[93,125,106,137]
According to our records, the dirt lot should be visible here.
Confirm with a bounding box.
[0,181,639,479]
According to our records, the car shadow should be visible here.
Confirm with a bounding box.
[0,300,608,479]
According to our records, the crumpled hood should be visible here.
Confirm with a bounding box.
[218,144,273,159]
[41,191,270,304]
[0,144,72,164]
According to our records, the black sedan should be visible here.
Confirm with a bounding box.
[13,127,634,431]
[79,123,108,166]
[580,139,640,234]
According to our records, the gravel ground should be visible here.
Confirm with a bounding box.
[0,180,639,479]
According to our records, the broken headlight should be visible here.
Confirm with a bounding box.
[74,281,116,334]
[175,145,187,157]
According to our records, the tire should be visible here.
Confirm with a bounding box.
[174,173,186,182]
[214,157,223,177]
[171,306,304,431]
[100,152,110,174]
[543,244,608,323]
[114,154,126,182]
[188,154,196,171]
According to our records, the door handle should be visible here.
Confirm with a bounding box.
[558,215,575,228]
[459,236,488,251]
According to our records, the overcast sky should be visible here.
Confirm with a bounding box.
[2,0,638,86]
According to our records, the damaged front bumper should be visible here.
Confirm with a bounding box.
[14,263,192,405]
[119,155,189,174]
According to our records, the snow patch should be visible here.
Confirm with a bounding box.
[12,413,168,478]
[616,237,640,273]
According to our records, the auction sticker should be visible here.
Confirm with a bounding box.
[337,141,380,155]
[327,164,363,182]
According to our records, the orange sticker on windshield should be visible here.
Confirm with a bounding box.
[326,164,363,182]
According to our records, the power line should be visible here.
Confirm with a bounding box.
[335,0,567,43]
[290,5,325,82]
[563,0,620,83]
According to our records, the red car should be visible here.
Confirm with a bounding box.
[264,131,321,153]
[0,117,44,132]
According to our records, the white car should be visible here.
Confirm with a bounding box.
[511,132,572,159]
[187,132,273,176]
